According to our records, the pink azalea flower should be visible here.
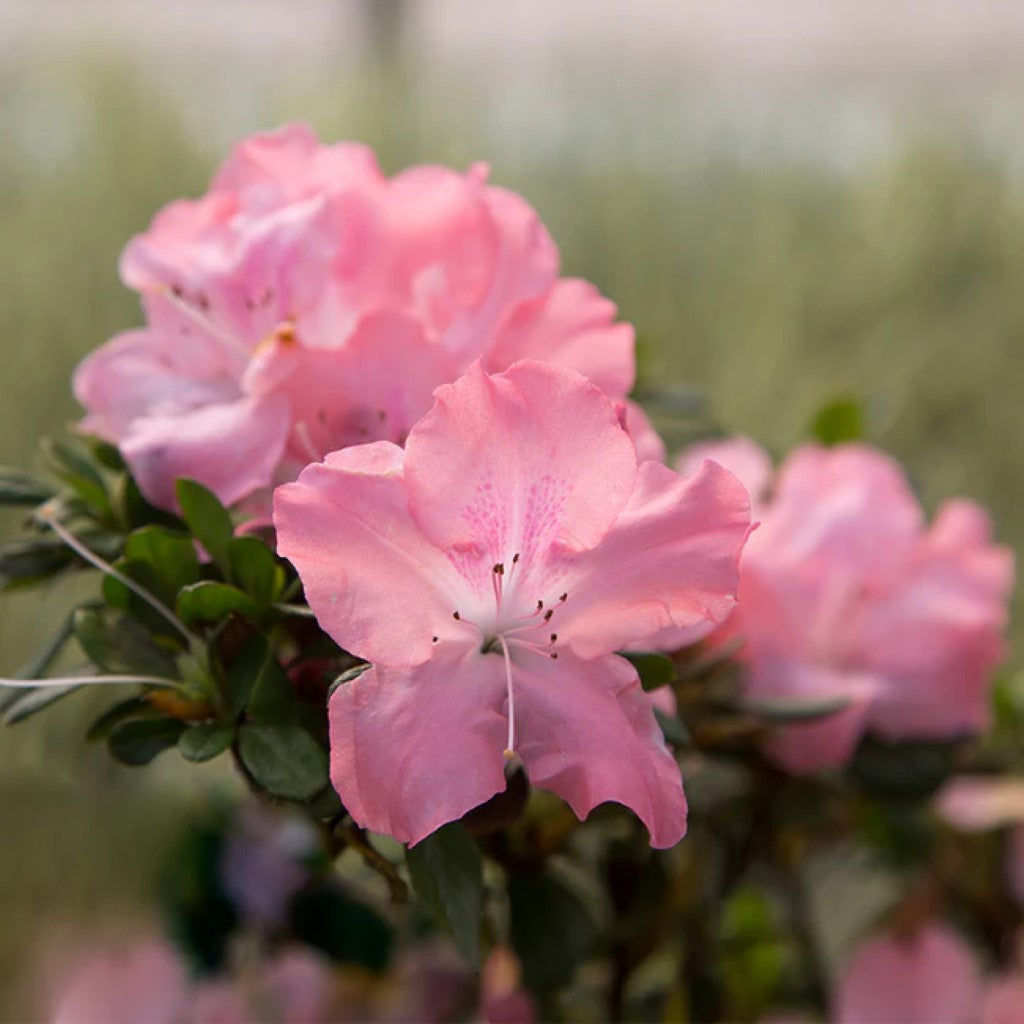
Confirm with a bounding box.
[75,123,638,511]
[982,974,1024,1024]
[717,441,1013,774]
[675,435,773,515]
[49,939,190,1024]
[274,361,752,847]
[834,923,982,1024]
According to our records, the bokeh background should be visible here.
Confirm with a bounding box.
[1,0,1022,1015]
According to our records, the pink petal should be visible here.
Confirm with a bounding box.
[834,924,981,1024]
[555,459,752,658]
[935,777,1024,832]
[328,651,508,845]
[982,974,1024,1024]
[676,435,773,511]
[622,399,667,464]
[512,651,687,848]
[122,393,290,511]
[745,658,881,774]
[73,327,239,442]
[244,311,459,462]
[485,278,635,398]
[404,361,637,563]
[273,442,469,667]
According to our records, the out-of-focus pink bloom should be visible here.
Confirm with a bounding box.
[982,974,1024,1024]
[720,442,1013,774]
[220,802,317,929]
[49,939,190,1024]
[75,123,638,511]
[479,946,536,1024]
[834,923,982,1024]
[275,361,751,847]
[675,435,773,514]
[936,776,1024,906]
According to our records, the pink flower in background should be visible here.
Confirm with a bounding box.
[275,361,751,847]
[936,776,1024,906]
[49,939,190,1024]
[698,440,1014,774]
[834,924,981,1024]
[74,122,641,511]
[675,435,772,515]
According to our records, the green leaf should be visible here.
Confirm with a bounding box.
[176,582,260,626]
[810,396,864,446]
[0,535,73,586]
[179,722,234,763]
[0,468,55,507]
[41,437,111,516]
[123,526,201,602]
[223,635,294,722]
[73,606,178,677]
[621,651,676,691]
[108,716,186,765]
[3,684,81,725]
[237,724,328,801]
[509,871,597,995]
[86,696,155,741]
[0,613,77,713]
[176,479,234,568]
[744,693,851,723]
[227,536,284,607]
[328,663,370,697]
[406,823,484,967]
[851,735,956,801]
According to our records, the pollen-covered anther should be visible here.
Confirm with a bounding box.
[453,611,461,620]
[493,563,505,575]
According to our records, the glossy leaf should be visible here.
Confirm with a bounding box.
[227,536,284,607]
[176,581,260,626]
[176,479,234,568]
[407,822,484,967]
[237,723,328,801]
[0,468,54,507]
[179,722,235,763]
[73,606,178,677]
[108,717,186,765]
[622,651,676,692]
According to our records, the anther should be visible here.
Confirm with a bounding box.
[453,611,461,620]
[512,553,520,564]
[559,593,568,602]
[493,563,504,575]
[550,653,559,660]
[550,633,557,642]
[543,609,553,622]
[536,600,544,611]
[432,636,438,643]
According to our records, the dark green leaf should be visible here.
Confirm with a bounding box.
[86,696,155,741]
[41,437,111,516]
[87,439,126,471]
[328,662,370,696]
[0,468,54,507]
[176,479,234,568]
[179,722,234,763]
[621,651,676,691]
[73,606,178,677]
[0,613,77,713]
[851,735,957,801]
[509,871,597,995]
[406,823,484,967]
[224,635,294,722]
[237,724,328,801]
[227,536,285,607]
[292,883,393,972]
[810,396,864,446]
[108,716,186,765]
[123,526,201,602]
[0,535,72,586]
[3,684,81,725]
[176,581,260,626]
[744,693,851,723]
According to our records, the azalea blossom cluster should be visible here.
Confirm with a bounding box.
[1,123,1020,1022]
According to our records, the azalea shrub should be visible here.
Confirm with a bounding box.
[2,124,1020,1023]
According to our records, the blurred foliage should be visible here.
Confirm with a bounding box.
[1,39,1022,1020]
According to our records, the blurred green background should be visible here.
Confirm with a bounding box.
[0,1,1022,1015]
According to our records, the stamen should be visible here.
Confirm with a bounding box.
[543,609,553,622]
[559,593,568,603]
[38,508,192,644]
[431,636,438,643]
[550,633,557,642]
[0,674,182,690]
[452,611,461,620]
[498,635,517,758]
